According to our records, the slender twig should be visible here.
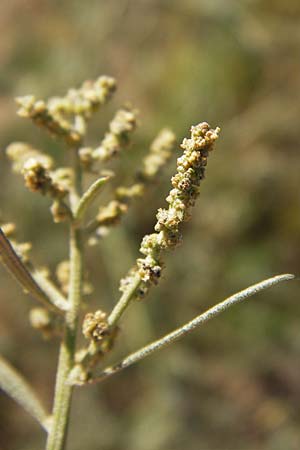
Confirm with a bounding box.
[0,228,65,314]
[0,355,50,431]
[46,150,83,450]
[77,274,295,386]
[74,176,109,222]
[107,273,141,327]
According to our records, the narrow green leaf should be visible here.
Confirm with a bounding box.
[78,273,295,385]
[74,176,109,221]
[0,228,65,314]
[0,355,50,431]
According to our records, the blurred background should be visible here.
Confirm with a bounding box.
[0,1,300,449]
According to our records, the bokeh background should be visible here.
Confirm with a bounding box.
[0,1,300,449]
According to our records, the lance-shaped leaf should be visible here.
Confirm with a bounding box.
[71,273,295,385]
[74,176,110,222]
[0,228,66,314]
[0,355,50,431]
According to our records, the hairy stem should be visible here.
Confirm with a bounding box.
[81,274,295,385]
[107,274,141,327]
[46,151,83,450]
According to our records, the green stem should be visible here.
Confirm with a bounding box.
[107,274,141,327]
[46,151,83,450]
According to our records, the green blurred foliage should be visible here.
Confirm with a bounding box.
[0,1,300,449]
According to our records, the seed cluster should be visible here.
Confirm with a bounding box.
[29,307,62,339]
[16,76,116,144]
[120,122,220,300]
[6,142,72,222]
[79,105,138,171]
[92,128,176,234]
[82,310,110,342]
[138,128,177,182]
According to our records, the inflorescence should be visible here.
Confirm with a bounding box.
[119,122,220,301]
[3,74,220,383]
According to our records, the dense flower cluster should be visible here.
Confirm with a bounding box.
[90,128,176,237]
[82,310,110,342]
[29,307,63,339]
[138,128,177,181]
[120,122,220,300]
[79,106,138,169]
[6,142,72,222]
[16,76,116,144]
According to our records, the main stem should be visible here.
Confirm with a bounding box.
[46,151,83,450]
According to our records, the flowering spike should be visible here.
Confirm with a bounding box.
[118,123,220,304]
[16,76,116,144]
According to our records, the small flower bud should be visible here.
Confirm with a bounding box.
[1,222,16,237]
[92,106,138,163]
[56,260,70,294]
[50,200,71,223]
[82,310,110,342]
[22,158,53,194]
[6,142,53,174]
[138,128,176,182]
[96,200,128,227]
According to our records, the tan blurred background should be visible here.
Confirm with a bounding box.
[0,1,300,449]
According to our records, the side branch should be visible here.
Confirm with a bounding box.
[0,355,50,431]
[107,122,220,328]
[108,274,141,327]
[76,274,295,386]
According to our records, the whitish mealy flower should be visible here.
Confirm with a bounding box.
[7,143,69,200]
[56,260,70,295]
[50,200,72,223]
[0,222,16,237]
[11,240,32,264]
[76,309,119,369]
[16,96,82,145]
[91,106,138,163]
[89,129,176,239]
[16,76,116,145]
[96,200,129,227]
[29,307,63,339]
[6,142,54,174]
[82,310,110,342]
[137,128,176,182]
[57,76,117,118]
[56,259,93,296]
[22,159,68,200]
[119,122,220,300]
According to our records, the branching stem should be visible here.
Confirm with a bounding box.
[46,151,83,450]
